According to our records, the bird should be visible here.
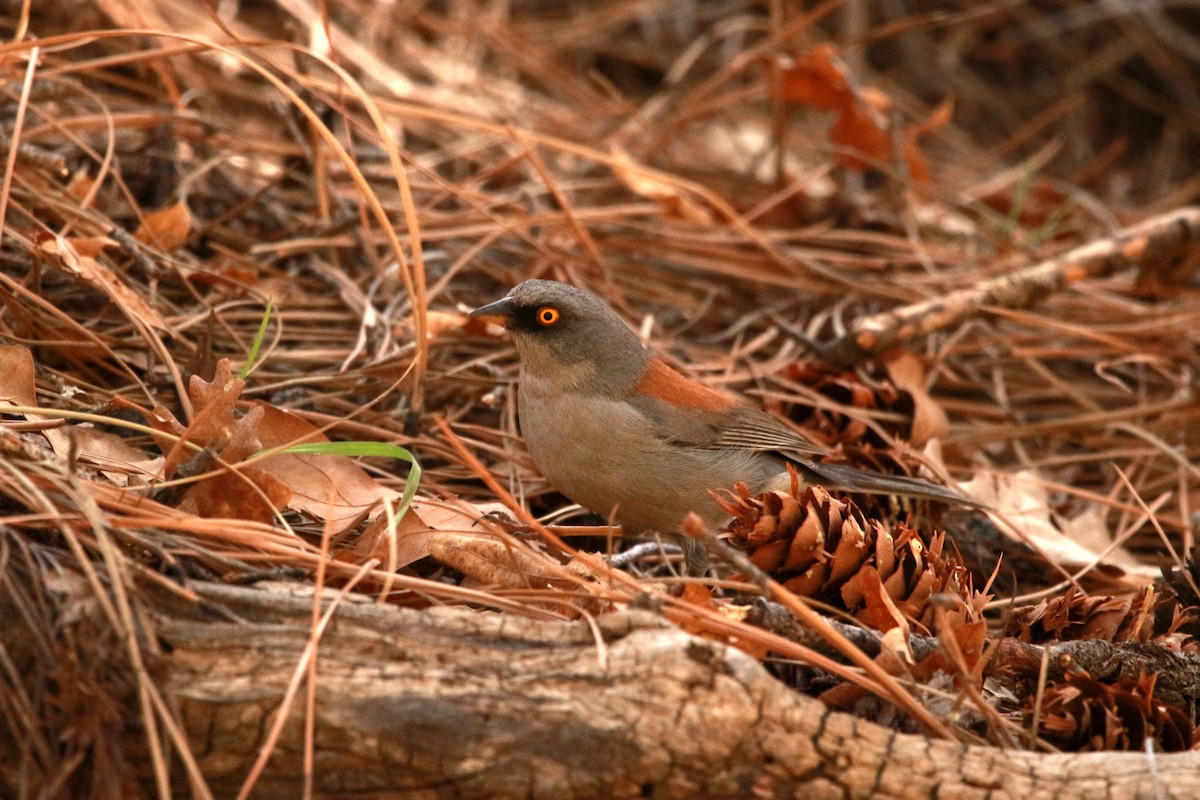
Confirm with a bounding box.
[470,279,971,575]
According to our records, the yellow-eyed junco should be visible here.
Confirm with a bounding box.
[471,279,968,574]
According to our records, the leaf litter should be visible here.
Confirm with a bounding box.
[5,2,1200,792]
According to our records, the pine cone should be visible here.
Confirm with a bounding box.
[1030,671,1196,752]
[775,362,912,446]
[1005,586,1193,649]
[722,484,977,631]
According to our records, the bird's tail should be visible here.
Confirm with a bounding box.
[788,458,983,508]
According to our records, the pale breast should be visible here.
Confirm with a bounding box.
[518,374,784,532]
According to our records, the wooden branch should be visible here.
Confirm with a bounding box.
[7,579,1198,799]
[746,598,1200,709]
[822,206,1200,365]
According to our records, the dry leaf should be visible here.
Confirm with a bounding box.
[679,583,715,608]
[878,626,914,667]
[775,45,853,110]
[64,170,99,202]
[829,91,892,170]
[775,45,950,184]
[0,343,37,409]
[147,359,399,530]
[0,343,72,456]
[67,236,119,258]
[39,234,168,330]
[59,426,163,485]
[251,402,398,530]
[0,345,161,481]
[610,147,714,225]
[425,310,471,339]
[901,100,954,184]
[345,497,507,569]
[134,201,192,251]
[394,309,493,343]
[158,361,260,478]
[884,350,949,446]
[427,532,580,589]
[183,465,294,523]
[960,470,1157,583]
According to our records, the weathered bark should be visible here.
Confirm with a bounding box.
[820,207,1200,365]
[137,583,1200,799]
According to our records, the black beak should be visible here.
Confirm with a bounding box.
[468,296,516,328]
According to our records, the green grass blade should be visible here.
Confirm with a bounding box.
[277,441,422,517]
[239,302,274,379]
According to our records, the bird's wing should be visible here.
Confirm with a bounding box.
[630,398,976,506]
[712,409,977,506]
[707,407,827,456]
[627,397,824,455]
[626,360,818,452]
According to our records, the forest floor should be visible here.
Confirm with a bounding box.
[3,1,1200,797]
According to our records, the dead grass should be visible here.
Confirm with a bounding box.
[3,0,1200,794]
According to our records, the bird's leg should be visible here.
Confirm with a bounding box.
[609,541,673,567]
[608,533,709,576]
[672,532,710,576]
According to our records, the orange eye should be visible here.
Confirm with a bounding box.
[536,306,560,326]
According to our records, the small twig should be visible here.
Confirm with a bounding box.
[742,597,941,663]
[822,207,1200,365]
[108,226,163,280]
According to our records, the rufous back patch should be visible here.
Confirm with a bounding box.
[633,359,740,412]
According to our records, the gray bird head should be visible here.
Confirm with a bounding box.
[469,280,648,393]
